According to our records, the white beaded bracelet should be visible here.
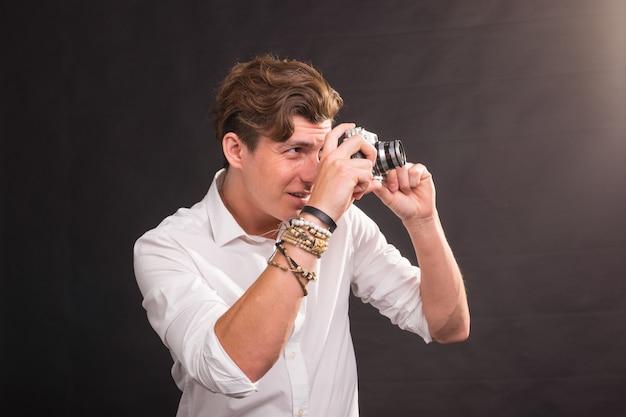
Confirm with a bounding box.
[289,217,332,238]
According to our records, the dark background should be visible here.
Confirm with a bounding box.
[3,1,625,416]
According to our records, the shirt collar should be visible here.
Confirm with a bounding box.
[206,169,273,246]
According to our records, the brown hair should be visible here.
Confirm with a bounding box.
[212,54,343,167]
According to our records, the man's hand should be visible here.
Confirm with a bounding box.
[306,123,382,222]
[373,162,436,226]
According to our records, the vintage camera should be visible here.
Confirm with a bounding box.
[340,127,407,180]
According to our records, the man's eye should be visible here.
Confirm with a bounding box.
[288,147,301,153]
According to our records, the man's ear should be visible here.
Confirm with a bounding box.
[222,132,245,169]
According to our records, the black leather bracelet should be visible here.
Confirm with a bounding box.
[301,205,337,233]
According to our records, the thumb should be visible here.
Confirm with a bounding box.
[373,185,394,207]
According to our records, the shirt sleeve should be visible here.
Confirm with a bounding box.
[133,229,259,397]
[346,207,433,343]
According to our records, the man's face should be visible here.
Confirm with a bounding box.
[237,116,332,234]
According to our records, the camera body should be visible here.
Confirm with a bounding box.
[340,127,407,180]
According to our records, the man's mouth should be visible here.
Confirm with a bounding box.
[289,192,310,200]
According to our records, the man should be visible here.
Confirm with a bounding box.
[134,54,470,417]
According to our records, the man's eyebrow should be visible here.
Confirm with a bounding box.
[282,139,316,148]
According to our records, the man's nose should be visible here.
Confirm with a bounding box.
[301,153,320,183]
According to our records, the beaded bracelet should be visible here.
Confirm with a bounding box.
[289,217,332,239]
[267,258,308,296]
[281,233,327,258]
[281,224,328,258]
[275,241,317,282]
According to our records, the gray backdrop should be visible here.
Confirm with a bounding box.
[3,1,625,416]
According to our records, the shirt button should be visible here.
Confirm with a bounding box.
[290,352,297,359]
[298,409,304,417]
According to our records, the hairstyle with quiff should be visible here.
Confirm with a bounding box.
[212,54,344,167]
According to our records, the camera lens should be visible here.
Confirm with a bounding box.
[373,139,406,176]
[340,127,407,179]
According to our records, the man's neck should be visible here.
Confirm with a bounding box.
[218,170,279,239]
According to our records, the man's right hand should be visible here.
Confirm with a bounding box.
[306,123,382,222]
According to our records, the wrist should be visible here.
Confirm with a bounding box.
[402,211,441,235]
[300,205,337,232]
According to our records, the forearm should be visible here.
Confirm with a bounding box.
[214,243,316,382]
[404,212,470,343]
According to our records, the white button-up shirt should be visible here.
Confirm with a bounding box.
[133,170,431,417]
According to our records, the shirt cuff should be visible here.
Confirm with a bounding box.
[166,300,259,398]
[202,326,260,397]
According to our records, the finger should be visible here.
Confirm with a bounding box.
[383,168,399,193]
[409,163,430,188]
[372,181,393,205]
[334,129,377,165]
[351,135,377,165]
[322,122,355,157]
[395,164,412,193]
[353,177,375,200]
